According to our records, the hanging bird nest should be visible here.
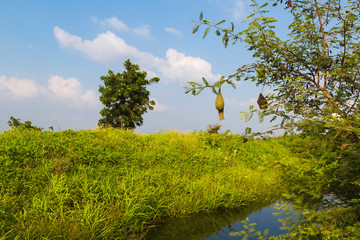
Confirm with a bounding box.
[215,87,225,120]
[257,93,268,109]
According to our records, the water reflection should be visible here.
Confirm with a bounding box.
[146,201,290,240]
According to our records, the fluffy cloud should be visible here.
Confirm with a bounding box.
[0,76,41,99]
[159,49,220,83]
[104,17,128,31]
[133,25,151,38]
[92,16,151,37]
[151,98,170,112]
[48,76,82,98]
[54,27,220,83]
[165,27,182,37]
[212,0,247,22]
[47,76,98,108]
[91,16,128,31]
[54,26,158,64]
[233,0,246,22]
[0,75,98,109]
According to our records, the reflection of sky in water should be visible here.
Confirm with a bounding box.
[146,201,294,240]
[203,204,288,240]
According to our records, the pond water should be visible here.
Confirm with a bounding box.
[145,201,293,240]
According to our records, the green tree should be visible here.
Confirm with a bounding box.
[187,0,360,145]
[98,59,160,130]
[7,116,52,131]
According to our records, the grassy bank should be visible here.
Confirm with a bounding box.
[0,128,298,239]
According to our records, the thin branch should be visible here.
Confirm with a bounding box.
[314,0,328,89]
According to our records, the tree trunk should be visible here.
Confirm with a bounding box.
[120,116,124,130]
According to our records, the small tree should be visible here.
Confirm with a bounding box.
[98,59,160,130]
[206,124,222,134]
[7,116,51,131]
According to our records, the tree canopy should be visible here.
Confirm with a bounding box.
[187,0,360,145]
[7,116,52,131]
[98,59,160,130]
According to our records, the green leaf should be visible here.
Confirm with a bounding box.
[195,88,204,96]
[259,2,269,8]
[245,127,252,135]
[192,25,200,34]
[270,115,277,122]
[216,29,221,36]
[231,22,234,32]
[189,81,202,86]
[216,19,225,25]
[203,27,211,39]
[202,77,209,86]
[202,19,209,24]
[199,11,203,21]
[212,86,217,94]
[222,33,229,47]
[258,111,264,123]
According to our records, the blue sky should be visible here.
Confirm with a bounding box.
[0,0,287,134]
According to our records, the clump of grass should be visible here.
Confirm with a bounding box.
[0,128,298,239]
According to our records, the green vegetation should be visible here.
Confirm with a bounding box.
[186,1,360,237]
[3,3,360,237]
[7,116,53,132]
[1,127,300,239]
[232,134,360,239]
[188,0,360,147]
[98,59,160,130]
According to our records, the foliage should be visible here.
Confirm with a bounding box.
[187,0,360,146]
[275,135,360,239]
[7,116,53,131]
[0,128,298,239]
[230,200,360,239]
[188,5,360,235]
[2,127,360,238]
[206,124,222,134]
[98,59,160,130]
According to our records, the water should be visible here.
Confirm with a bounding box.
[146,201,292,240]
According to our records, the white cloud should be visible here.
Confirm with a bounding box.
[92,16,152,37]
[81,90,99,107]
[159,48,220,83]
[54,27,220,84]
[233,0,246,22]
[104,17,128,31]
[54,26,157,64]
[0,75,98,109]
[0,76,41,99]
[211,0,247,22]
[133,25,151,38]
[48,75,82,99]
[165,27,183,37]
[151,98,170,112]
[47,75,98,108]
[91,16,128,31]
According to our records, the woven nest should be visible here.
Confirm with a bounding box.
[257,93,268,109]
[215,90,225,120]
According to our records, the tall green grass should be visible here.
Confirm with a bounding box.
[0,128,297,239]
